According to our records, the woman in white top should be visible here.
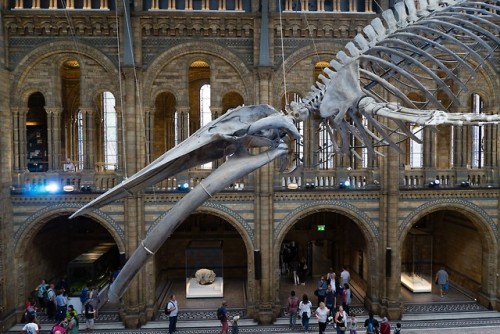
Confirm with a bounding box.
[299,294,313,333]
[315,301,330,334]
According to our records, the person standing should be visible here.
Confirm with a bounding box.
[55,289,67,322]
[298,257,308,285]
[66,312,79,334]
[316,276,327,306]
[45,284,56,320]
[35,279,48,313]
[435,267,449,297]
[291,257,300,285]
[342,283,351,315]
[166,294,178,334]
[287,290,299,329]
[231,315,239,334]
[298,294,312,333]
[84,300,96,332]
[340,267,350,296]
[315,301,330,334]
[217,300,229,334]
[379,317,391,334]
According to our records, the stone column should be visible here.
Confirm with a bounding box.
[177,106,190,143]
[119,63,149,327]
[254,66,276,324]
[12,107,27,172]
[46,107,62,171]
[78,107,96,171]
[380,145,402,319]
[115,106,124,172]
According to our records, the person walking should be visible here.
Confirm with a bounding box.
[217,301,229,334]
[166,294,179,334]
[299,294,312,333]
[342,283,351,315]
[334,305,347,334]
[364,312,379,334]
[347,313,357,334]
[287,290,299,330]
[315,301,330,334]
[45,284,56,320]
[435,267,449,297]
[21,313,39,334]
[325,284,336,311]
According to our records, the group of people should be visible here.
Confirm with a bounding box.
[22,279,98,334]
[286,266,402,334]
[164,297,241,334]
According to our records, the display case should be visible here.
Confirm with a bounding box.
[401,229,433,293]
[185,240,224,298]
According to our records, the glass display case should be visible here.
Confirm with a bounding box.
[185,240,224,298]
[401,229,433,293]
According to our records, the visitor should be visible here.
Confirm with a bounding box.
[298,294,312,333]
[166,294,178,334]
[287,290,299,329]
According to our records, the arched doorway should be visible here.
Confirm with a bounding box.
[154,213,250,310]
[278,211,369,310]
[20,215,121,310]
[400,208,495,308]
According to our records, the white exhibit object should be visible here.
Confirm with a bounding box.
[401,273,432,293]
[186,277,224,298]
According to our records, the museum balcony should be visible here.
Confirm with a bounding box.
[10,164,498,197]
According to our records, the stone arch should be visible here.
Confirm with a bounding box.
[274,199,379,260]
[273,200,380,304]
[272,42,343,106]
[398,199,497,242]
[398,198,498,298]
[143,42,253,107]
[12,203,125,307]
[14,203,125,252]
[149,201,255,248]
[148,201,257,305]
[149,89,181,112]
[11,40,119,106]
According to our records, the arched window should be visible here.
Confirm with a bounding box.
[200,84,212,169]
[470,93,484,169]
[410,125,423,168]
[77,111,84,171]
[103,92,117,170]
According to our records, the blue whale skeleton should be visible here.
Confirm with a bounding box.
[71,0,500,302]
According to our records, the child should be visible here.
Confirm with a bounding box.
[231,315,240,334]
[394,322,401,334]
[348,313,357,334]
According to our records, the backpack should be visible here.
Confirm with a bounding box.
[217,307,225,321]
[165,301,173,315]
[367,319,374,333]
[44,289,52,302]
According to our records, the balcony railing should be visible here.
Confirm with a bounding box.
[10,166,497,196]
[10,0,112,10]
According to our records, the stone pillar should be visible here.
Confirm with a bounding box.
[12,108,27,172]
[143,107,153,164]
[46,107,62,171]
[380,146,402,319]
[177,106,190,143]
[119,63,149,327]
[77,107,96,170]
[115,106,124,172]
[254,66,275,324]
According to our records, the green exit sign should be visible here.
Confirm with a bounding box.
[317,225,325,231]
